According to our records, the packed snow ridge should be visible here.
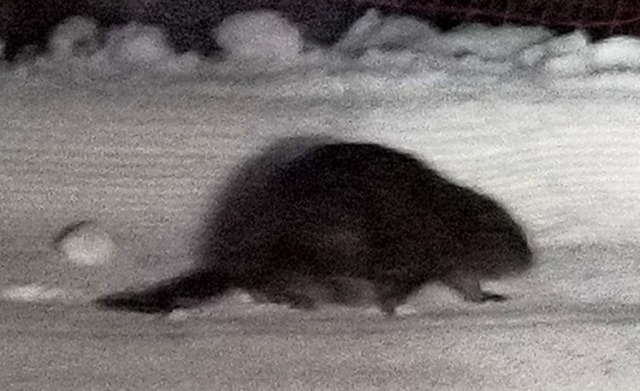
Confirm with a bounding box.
[3,9,640,82]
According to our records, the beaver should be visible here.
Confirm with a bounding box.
[95,137,533,316]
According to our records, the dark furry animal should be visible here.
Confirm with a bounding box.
[95,137,533,316]
[1,0,365,62]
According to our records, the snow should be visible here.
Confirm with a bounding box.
[2,9,640,390]
[216,11,303,63]
[428,23,554,60]
[48,16,100,61]
[546,30,590,57]
[591,36,640,70]
[54,220,117,266]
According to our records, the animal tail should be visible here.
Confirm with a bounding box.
[94,268,233,313]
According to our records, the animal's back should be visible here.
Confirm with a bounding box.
[268,143,451,272]
[205,142,448,279]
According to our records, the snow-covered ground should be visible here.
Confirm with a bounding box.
[2,9,640,390]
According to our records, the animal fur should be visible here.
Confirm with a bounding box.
[95,137,533,316]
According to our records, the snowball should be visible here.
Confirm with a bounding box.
[216,11,303,62]
[591,36,640,71]
[49,16,99,60]
[53,221,116,267]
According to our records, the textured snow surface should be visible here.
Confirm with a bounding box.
[2,10,640,390]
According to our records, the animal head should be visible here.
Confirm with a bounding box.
[456,192,534,278]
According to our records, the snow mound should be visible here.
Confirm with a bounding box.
[5,11,640,89]
[591,36,640,71]
[92,23,200,75]
[363,14,440,51]
[29,19,201,78]
[216,10,303,62]
[431,24,553,60]
[49,16,100,60]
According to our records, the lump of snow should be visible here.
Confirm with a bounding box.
[546,30,589,57]
[53,221,116,267]
[107,24,173,66]
[518,44,546,67]
[362,14,438,51]
[216,11,303,62]
[432,24,553,60]
[49,16,99,60]
[591,36,640,71]
[517,31,590,71]
[544,50,589,76]
[89,23,199,75]
[336,8,382,52]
